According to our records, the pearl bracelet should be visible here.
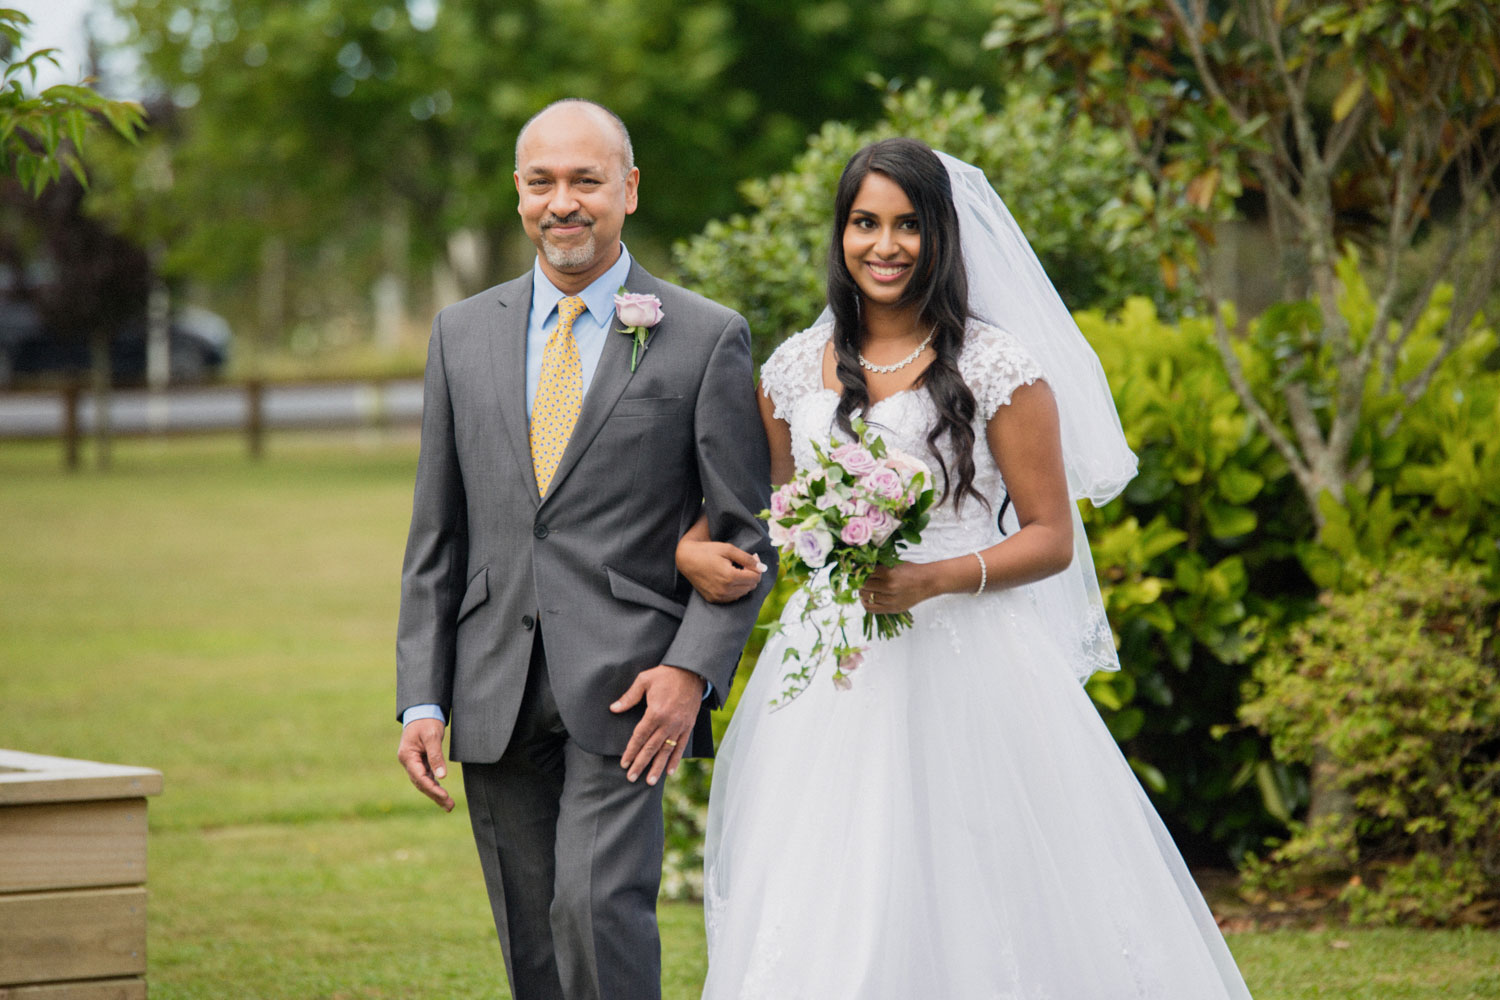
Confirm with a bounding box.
[973,551,987,595]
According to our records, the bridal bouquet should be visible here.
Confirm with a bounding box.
[761,416,935,705]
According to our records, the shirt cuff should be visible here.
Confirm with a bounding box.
[401,703,446,726]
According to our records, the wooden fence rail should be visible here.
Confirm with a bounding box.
[0,377,425,467]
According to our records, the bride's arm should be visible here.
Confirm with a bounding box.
[859,380,1074,612]
[675,512,763,602]
[676,383,791,603]
[759,382,796,488]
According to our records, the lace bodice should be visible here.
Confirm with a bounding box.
[760,319,1044,563]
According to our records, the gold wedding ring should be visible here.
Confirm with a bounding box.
[663,739,678,748]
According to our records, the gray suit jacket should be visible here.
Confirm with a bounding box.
[396,262,775,762]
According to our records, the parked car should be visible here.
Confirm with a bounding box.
[0,299,232,389]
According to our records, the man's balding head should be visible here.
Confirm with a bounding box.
[513,100,640,294]
[515,99,634,178]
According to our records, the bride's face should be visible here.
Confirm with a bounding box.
[842,172,922,312]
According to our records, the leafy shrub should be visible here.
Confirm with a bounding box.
[1238,554,1500,925]
[1078,299,1315,861]
[660,577,795,900]
[660,758,712,900]
[1240,253,1500,592]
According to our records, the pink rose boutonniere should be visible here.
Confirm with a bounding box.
[614,290,664,372]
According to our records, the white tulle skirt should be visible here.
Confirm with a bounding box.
[702,584,1254,1000]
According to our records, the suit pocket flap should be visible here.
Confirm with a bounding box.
[606,566,687,620]
[456,567,489,622]
[612,394,683,417]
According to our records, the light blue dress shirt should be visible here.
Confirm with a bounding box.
[403,248,648,728]
[525,246,634,412]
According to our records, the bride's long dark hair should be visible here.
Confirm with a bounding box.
[827,138,984,511]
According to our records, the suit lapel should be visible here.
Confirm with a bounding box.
[487,273,541,505]
[541,262,658,502]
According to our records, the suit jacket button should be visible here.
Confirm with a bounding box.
[533,523,549,539]
[521,615,535,630]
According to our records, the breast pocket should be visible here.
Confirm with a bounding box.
[611,395,684,418]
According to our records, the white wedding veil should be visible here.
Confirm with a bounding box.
[826,150,1138,678]
[939,152,1138,506]
[942,152,1137,678]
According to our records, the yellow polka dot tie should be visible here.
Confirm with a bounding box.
[531,295,587,497]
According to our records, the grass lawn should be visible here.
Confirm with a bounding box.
[2,433,1497,998]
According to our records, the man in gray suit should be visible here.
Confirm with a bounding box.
[396,99,774,1000]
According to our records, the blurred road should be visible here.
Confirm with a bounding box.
[0,379,424,438]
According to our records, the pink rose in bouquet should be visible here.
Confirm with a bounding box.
[863,466,904,501]
[866,507,900,545]
[840,517,873,546]
[830,443,879,477]
[769,486,794,518]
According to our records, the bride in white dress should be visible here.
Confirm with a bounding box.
[675,138,1253,999]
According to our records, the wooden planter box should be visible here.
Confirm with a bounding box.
[0,750,163,1000]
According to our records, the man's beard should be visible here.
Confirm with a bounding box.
[540,215,596,269]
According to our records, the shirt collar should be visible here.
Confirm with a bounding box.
[530,244,634,327]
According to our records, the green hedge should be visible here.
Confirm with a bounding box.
[1239,554,1500,924]
[1076,298,1315,861]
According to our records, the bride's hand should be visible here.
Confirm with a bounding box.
[859,562,938,614]
[677,536,765,604]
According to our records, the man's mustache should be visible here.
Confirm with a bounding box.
[542,213,593,231]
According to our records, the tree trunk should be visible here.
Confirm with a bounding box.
[88,328,112,471]
[257,236,288,371]
[374,197,409,350]
[145,269,171,391]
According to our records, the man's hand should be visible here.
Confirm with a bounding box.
[612,664,706,785]
[397,718,454,812]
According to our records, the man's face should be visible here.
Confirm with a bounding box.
[514,106,639,293]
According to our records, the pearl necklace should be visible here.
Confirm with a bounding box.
[858,330,934,374]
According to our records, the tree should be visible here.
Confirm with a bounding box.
[986,0,1500,526]
[99,0,1002,345]
[1,174,151,468]
[0,9,143,196]
[2,8,148,470]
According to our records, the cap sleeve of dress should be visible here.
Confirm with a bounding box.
[759,321,833,423]
[962,320,1046,421]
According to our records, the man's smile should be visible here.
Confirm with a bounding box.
[543,215,593,238]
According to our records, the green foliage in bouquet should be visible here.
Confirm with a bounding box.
[1238,554,1500,926]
